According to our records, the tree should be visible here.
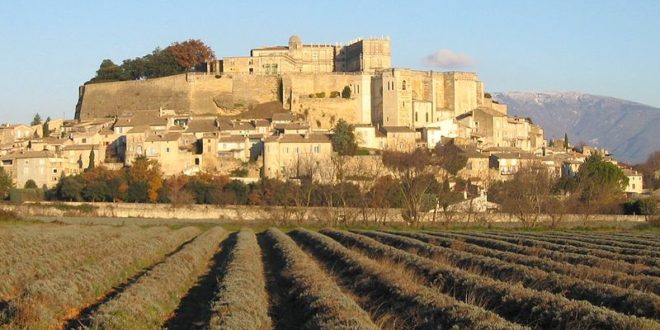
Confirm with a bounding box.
[564,133,569,150]
[24,179,38,189]
[31,113,42,126]
[166,39,215,71]
[56,175,84,201]
[341,85,352,99]
[575,154,628,221]
[382,148,434,224]
[433,140,467,175]
[493,164,554,227]
[0,168,14,200]
[331,119,358,156]
[90,59,123,83]
[42,117,51,138]
[126,156,163,203]
[623,198,657,221]
[87,148,96,171]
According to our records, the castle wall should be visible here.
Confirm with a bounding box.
[284,72,371,128]
[77,74,192,120]
[77,73,281,120]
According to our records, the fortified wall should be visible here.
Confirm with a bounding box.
[75,73,281,120]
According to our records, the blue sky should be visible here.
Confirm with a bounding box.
[0,0,658,124]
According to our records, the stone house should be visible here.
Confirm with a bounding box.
[263,133,332,179]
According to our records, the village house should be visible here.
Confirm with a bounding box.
[0,150,78,189]
[622,168,643,194]
[263,133,332,179]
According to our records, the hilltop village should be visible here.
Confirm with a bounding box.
[0,36,644,198]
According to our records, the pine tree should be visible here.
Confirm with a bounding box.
[31,113,42,126]
[564,133,569,150]
[87,147,96,171]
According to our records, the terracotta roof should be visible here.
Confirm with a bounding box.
[219,136,248,143]
[272,112,294,122]
[126,126,150,134]
[474,107,507,117]
[62,144,97,151]
[186,119,218,133]
[267,133,331,144]
[491,152,537,160]
[114,111,167,127]
[8,150,55,159]
[253,119,270,127]
[146,132,182,142]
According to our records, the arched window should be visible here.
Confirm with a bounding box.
[402,80,407,90]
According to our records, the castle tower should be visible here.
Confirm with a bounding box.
[288,35,303,60]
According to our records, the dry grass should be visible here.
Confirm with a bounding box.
[2,226,200,329]
[265,228,378,329]
[294,228,522,330]
[0,225,167,301]
[208,229,271,330]
[86,227,226,330]
[323,229,658,330]
[401,231,660,295]
[359,230,660,319]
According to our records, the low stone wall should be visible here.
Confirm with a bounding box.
[0,202,648,224]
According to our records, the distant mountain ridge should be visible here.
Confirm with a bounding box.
[492,91,660,164]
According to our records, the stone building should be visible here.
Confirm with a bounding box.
[263,133,332,179]
[218,35,391,75]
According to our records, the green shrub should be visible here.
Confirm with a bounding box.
[24,180,38,189]
[330,91,340,98]
[51,202,98,214]
[10,188,44,203]
[341,86,351,99]
[315,92,326,98]
[308,94,314,98]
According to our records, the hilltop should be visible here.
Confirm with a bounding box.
[493,91,660,164]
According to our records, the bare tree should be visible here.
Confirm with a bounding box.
[382,149,434,225]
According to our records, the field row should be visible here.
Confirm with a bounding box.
[0,225,657,329]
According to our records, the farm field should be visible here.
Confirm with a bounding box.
[0,221,658,329]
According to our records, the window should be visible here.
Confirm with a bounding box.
[402,80,407,90]
[195,158,200,165]
[82,138,87,143]
[313,145,320,153]
[166,147,170,153]
[415,112,418,122]
[425,113,429,122]
[53,168,57,174]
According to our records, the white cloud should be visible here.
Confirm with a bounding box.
[422,49,475,68]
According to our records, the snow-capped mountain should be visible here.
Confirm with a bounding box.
[492,91,660,164]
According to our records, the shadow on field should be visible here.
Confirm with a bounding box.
[163,232,238,330]
[258,232,305,330]
[63,235,199,330]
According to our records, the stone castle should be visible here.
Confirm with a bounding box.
[76,35,504,131]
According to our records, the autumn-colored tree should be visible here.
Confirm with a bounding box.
[126,156,163,203]
[167,39,215,71]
